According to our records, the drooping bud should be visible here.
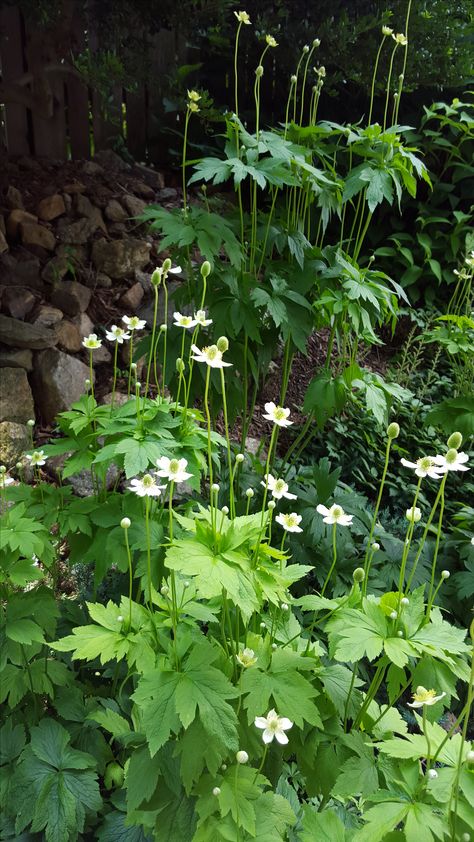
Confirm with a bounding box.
[353,567,365,583]
[162,258,172,273]
[151,267,162,286]
[235,453,245,463]
[255,65,264,78]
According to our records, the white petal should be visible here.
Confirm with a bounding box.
[278,717,293,730]
[400,458,416,469]
[275,730,289,744]
[316,504,329,516]
[254,717,267,729]
[262,729,275,744]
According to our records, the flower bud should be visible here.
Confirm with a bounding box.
[120,517,131,529]
[401,597,409,606]
[466,750,474,763]
[268,500,276,510]
[441,570,450,579]
[184,580,190,588]
[117,615,124,622]
[85,379,91,388]
[372,542,380,551]
[159,323,167,332]
[236,750,248,764]
[0,465,5,474]
[389,611,398,620]
[176,357,185,374]
[255,65,264,78]
[27,419,35,427]
[212,786,221,796]
[131,362,137,370]
[387,422,400,439]
[353,567,365,583]
[397,630,404,637]
[135,382,141,390]
[162,258,172,273]
[211,483,220,493]
[200,260,211,278]
[104,761,124,789]
[303,44,310,53]
[221,764,227,770]
[235,453,245,463]
[221,506,229,515]
[260,621,266,628]
[15,462,22,471]
[290,74,297,83]
[406,506,422,523]
[448,433,462,450]
[461,834,471,842]
[151,267,162,286]
[313,38,321,47]
[246,488,254,498]
[281,602,289,611]
[217,336,229,353]
[161,585,170,596]
[271,642,277,650]
[427,769,438,780]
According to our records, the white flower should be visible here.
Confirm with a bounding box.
[254,709,293,745]
[275,512,303,533]
[194,309,212,327]
[156,456,193,484]
[122,315,146,331]
[316,503,353,526]
[406,506,422,523]
[407,686,446,708]
[471,537,474,546]
[382,25,393,36]
[261,474,297,500]
[234,10,251,24]
[400,456,445,479]
[0,474,14,487]
[262,402,293,428]
[173,311,198,329]
[190,343,232,368]
[433,450,469,473]
[128,474,166,498]
[82,333,102,350]
[393,32,407,46]
[265,34,278,47]
[25,450,47,467]
[236,648,257,668]
[105,325,131,343]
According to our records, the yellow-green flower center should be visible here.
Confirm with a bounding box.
[413,686,437,703]
[274,407,286,420]
[206,346,218,360]
[142,474,154,487]
[275,479,286,493]
[333,506,343,519]
[169,460,179,473]
[446,448,458,464]
[419,456,432,471]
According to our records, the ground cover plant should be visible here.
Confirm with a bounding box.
[1,7,473,842]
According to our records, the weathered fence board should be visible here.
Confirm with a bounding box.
[0,5,30,156]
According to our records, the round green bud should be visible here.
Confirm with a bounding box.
[162,258,172,273]
[235,453,245,463]
[211,483,220,493]
[245,488,254,498]
[0,465,5,474]
[120,517,131,529]
[441,569,450,580]
[27,419,35,427]
[447,431,462,449]
[212,787,221,796]
[387,422,400,439]
[255,65,264,78]
[159,323,167,332]
[303,44,310,53]
[217,336,229,353]
[353,567,365,583]
[221,506,229,515]
[151,267,162,286]
[236,750,248,764]
[176,357,185,374]
[313,37,321,47]
[161,584,170,596]
[466,750,474,764]
[200,260,211,278]
[372,542,380,551]
[15,462,23,470]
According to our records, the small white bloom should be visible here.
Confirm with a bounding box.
[26,419,35,427]
[261,474,297,500]
[25,450,47,467]
[235,453,245,464]
[389,611,398,620]
[236,648,257,668]
[406,506,422,523]
[117,616,124,622]
[267,500,276,511]
[275,512,303,533]
[262,401,293,427]
[221,506,229,515]
[316,503,353,526]
[120,517,131,529]
[212,787,221,796]
[236,750,249,763]
[433,450,469,473]
[372,542,380,551]
[156,456,193,484]
[0,474,14,487]
[122,315,146,331]
[400,456,445,479]
[271,642,277,650]
[159,324,167,332]
[173,311,198,330]
[401,597,409,606]
[281,603,289,611]
[393,32,407,46]
[245,488,254,498]
[466,750,474,763]
[82,333,102,350]
[128,474,166,498]
[105,325,130,344]
[407,686,446,708]
[441,570,450,579]
[427,769,438,779]
[194,309,212,327]
[190,343,232,368]
[254,709,293,745]
[211,483,220,493]
[234,10,251,24]
[382,25,393,36]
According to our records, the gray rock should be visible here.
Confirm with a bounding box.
[104,199,128,223]
[93,149,130,171]
[33,305,64,328]
[126,178,156,199]
[0,347,33,370]
[0,230,8,254]
[95,272,113,288]
[56,320,82,353]
[0,314,57,349]
[50,281,92,316]
[41,255,70,283]
[7,209,37,238]
[5,185,24,210]
[91,344,112,365]
[82,160,104,176]
[47,449,119,497]
[91,238,151,279]
[0,421,30,466]
[122,194,147,217]
[157,187,178,201]
[120,282,144,310]
[72,312,94,338]
[32,349,91,425]
[2,286,36,320]
[57,215,103,244]
[0,255,44,291]
[37,194,66,221]
[0,367,35,424]
[20,222,56,252]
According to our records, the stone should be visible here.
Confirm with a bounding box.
[82,160,104,176]
[120,282,144,310]
[0,348,33,370]
[57,215,103,244]
[93,149,130,171]
[0,255,43,291]
[0,230,7,254]
[95,272,113,288]
[17,156,41,172]
[5,185,24,210]
[20,222,56,252]
[63,181,86,194]
[62,193,72,213]
[127,179,155,199]
[122,194,147,217]
[72,312,94,338]
[37,193,66,221]
[134,165,165,190]
[0,367,35,424]
[157,187,178,201]
[0,314,57,349]
[106,222,127,236]
[101,392,129,407]
[91,344,112,365]
[0,421,30,467]
[2,286,36,320]
[33,305,64,328]
[33,349,91,424]
[46,450,119,496]
[56,243,87,264]
[50,281,91,316]
[135,269,152,291]
[56,320,82,353]
[91,238,151,279]
[104,199,127,222]
[0,215,5,234]
[41,254,70,283]
[7,209,37,239]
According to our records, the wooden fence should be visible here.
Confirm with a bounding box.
[0,2,183,161]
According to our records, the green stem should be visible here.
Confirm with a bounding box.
[353,661,386,730]
[321,522,338,596]
[394,1,412,123]
[406,481,445,590]
[127,332,134,397]
[124,527,133,629]
[162,280,169,397]
[220,368,234,518]
[425,474,447,621]
[383,44,399,132]
[145,497,152,610]
[368,36,387,124]
[423,706,432,775]
[182,109,191,216]
[145,284,159,399]
[396,476,422,607]
[362,435,393,595]
[449,636,474,840]
[111,342,119,411]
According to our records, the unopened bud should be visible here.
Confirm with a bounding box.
[120,517,131,529]
[387,422,400,439]
[27,419,35,427]
[159,323,167,332]
[176,357,185,373]
[217,336,229,353]
[236,750,248,764]
[466,750,474,763]
[313,38,321,47]
[255,65,264,78]
[353,567,365,583]
[303,44,310,53]
[427,769,438,779]
[117,615,124,623]
[397,630,404,637]
[161,585,170,596]
[235,453,244,463]
[85,379,91,388]
[211,483,220,493]
[281,602,289,611]
[389,611,398,620]
[372,542,380,551]
[401,597,409,606]
[212,786,221,796]
[151,267,162,286]
[268,500,276,510]
[221,506,229,515]
[406,506,422,523]
[441,570,450,579]
[162,258,172,273]
[447,431,462,449]
[200,260,211,278]
[245,488,254,498]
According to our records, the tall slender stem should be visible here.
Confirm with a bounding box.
[182,109,191,216]
[145,497,152,609]
[383,44,399,132]
[425,474,447,621]
[362,435,393,595]
[321,523,338,596]
[127,332,134,398]
[220,369,234,517]
[145,285,159,399]
[368,36,387,124]
[111,342,119,411]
